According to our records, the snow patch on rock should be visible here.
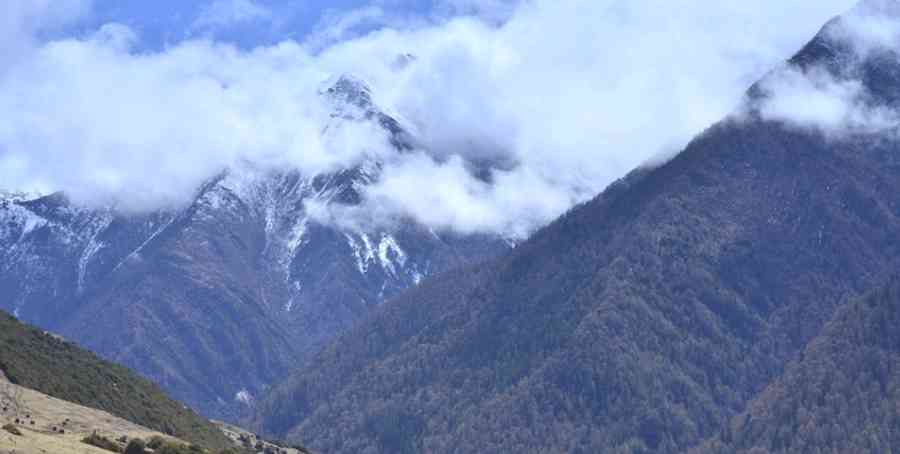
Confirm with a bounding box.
[235,389,254,406]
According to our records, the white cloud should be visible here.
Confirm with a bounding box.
[757,67,897,135]
[434,0,520,23]
[193,0,273,30]
[0,0,867,237]
[306,6,388,51]
[0,0,91,71]
[0,34,388,210]
[826,0,900,56]
[307,154,575,238]
[750,0,900,137]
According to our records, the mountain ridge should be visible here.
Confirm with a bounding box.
[253,7,900,452]
[0,75,511,420]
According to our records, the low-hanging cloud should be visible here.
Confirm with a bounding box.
[753,1,900,138]
[0,0,864,237]
[756,67,898,135]
[831,0,900,55]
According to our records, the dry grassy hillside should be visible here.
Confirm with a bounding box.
[0,311,231,449]
[0,380,182,454]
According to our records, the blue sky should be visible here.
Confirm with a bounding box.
[57,0,473,50]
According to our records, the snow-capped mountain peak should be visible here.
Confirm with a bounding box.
[0,74,509,421]
[321,74,376,113]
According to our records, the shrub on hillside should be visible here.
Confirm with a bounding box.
[2,423,21,436]
[147,436,167,450]
[216,448,242,454]
[151,439,212,454]
[124,439,147,454]
[82,433,122,452]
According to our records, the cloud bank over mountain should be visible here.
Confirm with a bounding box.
[0,0,865,237]
[753,1,900,137]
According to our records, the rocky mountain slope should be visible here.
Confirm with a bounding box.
[0,75,510,419]
[253,4,900,453]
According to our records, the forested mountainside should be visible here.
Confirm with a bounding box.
[0,310,231,450]
[254,5,900,453]
[0,75,509,419]
[696,275,900,453]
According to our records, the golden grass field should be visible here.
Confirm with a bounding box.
[0,378,181,454]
